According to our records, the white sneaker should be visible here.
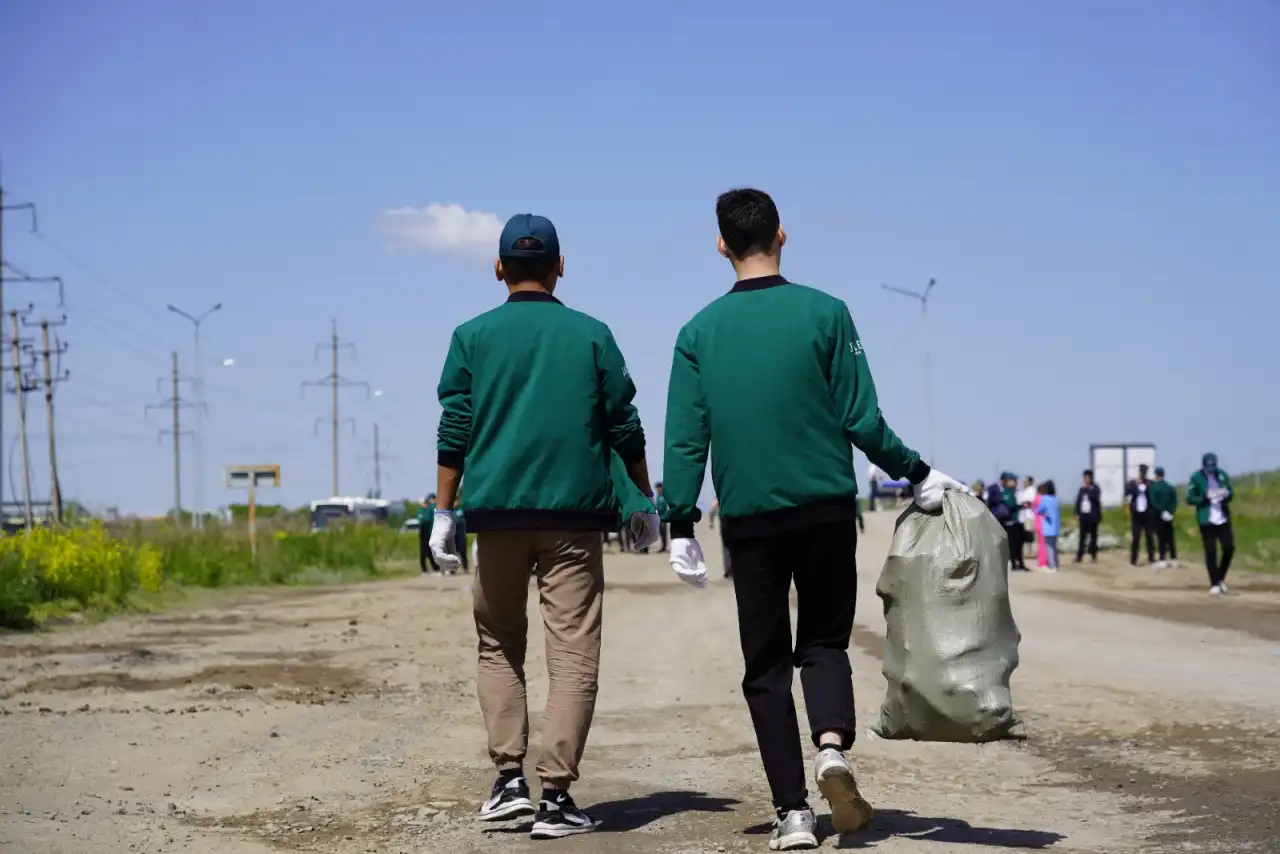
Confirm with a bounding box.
[1153,561,1167,570]
[1220,582,1230,595]
[768,808,818,851]
[813,748,874,834]
[1210,585,1223,596]
[1170,560,1179,568]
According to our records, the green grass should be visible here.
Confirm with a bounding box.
[0,519,421,631]
[1062,469,1280,572]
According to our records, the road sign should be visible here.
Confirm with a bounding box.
[225,465,281,556]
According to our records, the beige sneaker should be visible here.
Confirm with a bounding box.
[813,748,874,833]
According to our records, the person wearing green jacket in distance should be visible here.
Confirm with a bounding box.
[1148,467,1179,569]
[1186,453,1235,595]
[662,188,963,851]
[416,494,439,574]
[427,213,660,839]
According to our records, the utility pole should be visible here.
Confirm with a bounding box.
[883,278,938,466]
[167,302,221,530]
[25,316,69,523]
[358,423,396,499]
[0,181,40,517]
[302,319,368,497]
[6,308,37,529]
[372,423,382,498]
[146,351,195,523]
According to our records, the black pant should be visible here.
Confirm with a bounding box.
[728,517,858,809]
[1156,518,1177,561]
[1130,513,1155,564]
[1004,522,1025,568]
[1076,518,1100,561]
[418,527,438,573]
[1200,523,1235,586]
[659,522,669,552]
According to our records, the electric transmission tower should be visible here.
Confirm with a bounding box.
[302,319,368,497]
[22,314,70,522]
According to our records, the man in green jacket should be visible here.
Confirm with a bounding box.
[1186,452,1235,595]
[662,188,962,850]
[428,214,660,838]
[1148,467,1179,569]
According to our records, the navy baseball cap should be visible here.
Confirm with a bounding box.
[499,214,560,260]
[1154,466,1165,476]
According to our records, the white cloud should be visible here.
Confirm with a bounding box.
[377,203,503,260]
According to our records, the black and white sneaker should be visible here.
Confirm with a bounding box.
[530,790,599,839]
[477,774,535,822]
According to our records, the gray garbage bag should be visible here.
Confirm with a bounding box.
[873,489,1025,742]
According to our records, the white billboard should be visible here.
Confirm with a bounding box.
[1090,444,1156,509]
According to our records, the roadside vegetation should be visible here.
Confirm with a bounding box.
[0,516,417,630]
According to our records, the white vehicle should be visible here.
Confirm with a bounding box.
[309,496,390,531]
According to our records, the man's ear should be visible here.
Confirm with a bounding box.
[776,226,787,250]
[494,258,505,282]
[717,236,731,260]
[557,256,565,279]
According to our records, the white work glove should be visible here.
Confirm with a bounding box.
[1160,511,1174,522]
[429,510,461,572]
[669,537,708,588]
[628,509,662,551]
[912,468,966,512]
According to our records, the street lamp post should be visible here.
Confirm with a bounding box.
[882,278,937,467]
[167,302,222,530]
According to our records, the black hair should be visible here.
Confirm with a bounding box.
[1043,480,1056,496]
[1083,469,1093,478]
[1139,463,1149,473]
[655,481,663,488]
[500,237,558,285]
[716,188,780,259]
[500,256,557,285]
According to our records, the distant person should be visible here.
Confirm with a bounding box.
[1149,466,1179,569]
[988,473,1027,571]
[1186,453,1235,595]
[453,489,469,574]
[1019,476,1039,569]
[428,212,659,838]
[661,188,963,849]
[654,482,670,552]
[868,463,882,512]
[1074,470,1102,563]
[1125,464,1156,566]
[855,496,865,534]
[971,480,985,500]
[708,497,719,529]
[417,494,439,574]
[1036,481,1061,572]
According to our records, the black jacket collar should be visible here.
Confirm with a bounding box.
[730,274,790,293]
[506,290,562,304]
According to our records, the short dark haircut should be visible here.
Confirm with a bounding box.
[716,188,780,259]
[1044,480,1056,496]
[499,256,558,286]
[1083,469,1093,477]
[1139,463,1149,473]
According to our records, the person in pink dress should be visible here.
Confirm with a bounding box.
[1033,485,1049,569]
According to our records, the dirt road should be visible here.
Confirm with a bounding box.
[3,513,1278,854]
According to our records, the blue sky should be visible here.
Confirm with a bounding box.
[1,0,1277,515]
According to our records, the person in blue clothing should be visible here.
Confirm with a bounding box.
[1036,481,1061,572]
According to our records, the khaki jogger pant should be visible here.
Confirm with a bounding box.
[473,530,604,790]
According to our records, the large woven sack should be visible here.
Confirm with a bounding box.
[873,489,1025,742]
